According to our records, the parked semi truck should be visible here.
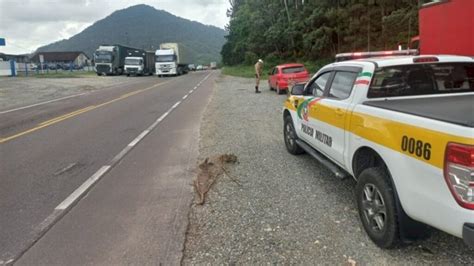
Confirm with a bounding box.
[124,50,155,76]
[94,44,138,75]
[155,43,191,76]
[410,0,473,56]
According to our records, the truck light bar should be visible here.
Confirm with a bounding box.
[335,49,419,62]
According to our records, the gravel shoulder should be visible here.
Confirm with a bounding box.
[183,75,474,264]
[0,76,139,111]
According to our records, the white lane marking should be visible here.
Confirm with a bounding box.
[171,101,181,109]
[148,111,169,130]
[110,146,132,165]
[158,111,169,121]
[55,165,111,210]
[0,93,87,115]
[128,130,149,147]
[182,95,188,100]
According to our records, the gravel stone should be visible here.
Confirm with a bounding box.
[183,75,474,265]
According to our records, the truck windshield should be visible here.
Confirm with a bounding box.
[94,52,112,63]
[368,62,474,98]
[125,58,142,65]
[156,55,177,62]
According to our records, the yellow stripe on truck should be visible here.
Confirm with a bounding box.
[308,102,346,129]
[348,111,473,169]
[287,99,473,170]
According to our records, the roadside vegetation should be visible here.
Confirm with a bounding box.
[221,0,420,71]
[222,58,332,78]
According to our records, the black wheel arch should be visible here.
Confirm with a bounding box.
[352,146,431,242]
[283,109,291,120]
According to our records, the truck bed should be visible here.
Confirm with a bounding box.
[363,94,474,127]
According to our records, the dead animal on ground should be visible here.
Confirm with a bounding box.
[193,154,238,205]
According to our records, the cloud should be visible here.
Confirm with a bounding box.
[0,0,230,54]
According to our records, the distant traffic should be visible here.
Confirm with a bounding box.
[93,43,215,77]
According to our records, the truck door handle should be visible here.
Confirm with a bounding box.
[335,108,344,116]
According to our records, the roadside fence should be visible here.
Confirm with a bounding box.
[0,59,95,77]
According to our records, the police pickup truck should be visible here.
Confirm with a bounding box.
[283,55,473,248]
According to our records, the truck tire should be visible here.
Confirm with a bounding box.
[269,82,273,91]
[283,115,304,155]
[356,167,401,249]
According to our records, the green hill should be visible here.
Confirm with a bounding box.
[36,4,227,64]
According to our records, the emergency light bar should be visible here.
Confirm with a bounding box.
[335,49,419,62]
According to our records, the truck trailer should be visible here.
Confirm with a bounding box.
[410,0,474,56]
[124,49,155,76]
[94,44,138,75]
[155,43,191,77]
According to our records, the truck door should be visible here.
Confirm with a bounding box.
[309,68,359,165]
[294,71,333,144]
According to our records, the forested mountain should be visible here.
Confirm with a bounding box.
[222,0,420,65]
[36,5,227,64]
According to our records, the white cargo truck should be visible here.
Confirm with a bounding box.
[210,62,217,69]
[155,43,191,77]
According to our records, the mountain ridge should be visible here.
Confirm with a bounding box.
[36,4,227,64]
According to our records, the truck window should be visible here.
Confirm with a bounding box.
[368,63,474,98]
[156,55,177,62]
[327,71,358,99]
[308,72,332,97]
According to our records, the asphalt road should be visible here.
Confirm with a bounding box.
[0,71,215,264]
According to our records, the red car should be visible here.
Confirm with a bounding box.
[268,63,310,94]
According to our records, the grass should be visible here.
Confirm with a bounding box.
[221,58,333,79]
[222,65,261,79]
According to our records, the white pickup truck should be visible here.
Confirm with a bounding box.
[283,55,473,248]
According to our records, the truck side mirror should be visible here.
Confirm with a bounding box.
[291,83,305,95]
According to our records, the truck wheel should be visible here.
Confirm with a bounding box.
[269,82,273,91]
[356,167,401,249]
[283,115,304,155]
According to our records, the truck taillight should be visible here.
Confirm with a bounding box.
[444,143,474,210]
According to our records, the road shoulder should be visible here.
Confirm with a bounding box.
[183,75,474,264]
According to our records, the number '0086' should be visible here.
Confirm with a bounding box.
[401,136,431,160]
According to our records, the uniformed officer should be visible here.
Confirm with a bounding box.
[254,59,263,93]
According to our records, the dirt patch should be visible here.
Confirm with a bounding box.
[194,154,238,205]
[0,76,135,111]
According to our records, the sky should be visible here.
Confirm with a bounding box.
[0,0,230,54]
